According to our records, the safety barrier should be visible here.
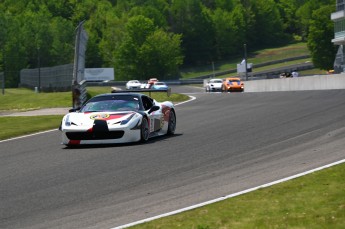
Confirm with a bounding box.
[244,74,345,92]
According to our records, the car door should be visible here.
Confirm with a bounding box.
[141,95,163,132]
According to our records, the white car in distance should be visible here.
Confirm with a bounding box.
[205,79,223,92]
[126,80,142,90]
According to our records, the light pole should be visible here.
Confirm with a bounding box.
[37,46,41,93]
[212,61,215,78]
[2,51,5,95]
[244,44,248,81]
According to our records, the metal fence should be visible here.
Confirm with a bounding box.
[20,64,73,92]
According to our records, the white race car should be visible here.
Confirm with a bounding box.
[126,80,142,89]
[60,92,176,146]
[205,79,223,92]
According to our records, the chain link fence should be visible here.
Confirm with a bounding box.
[20,64,73,92]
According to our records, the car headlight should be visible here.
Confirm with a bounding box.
[120,113,138,125]
[64,115,71,126]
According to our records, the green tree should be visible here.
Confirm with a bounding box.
[0,13,7,72]
[49,17,75,65]
[211,4,246,59]
[275,0,303,40]
[2,15,27,87]
[129,5,168,29]
[250,0,285,47]
[98,11,127,68]
[138,30,183,79]
[296,0,334,40]
[307,5,336,70]
[170,0,216,65]
[115,15,183,80]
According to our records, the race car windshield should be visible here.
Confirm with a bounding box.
[229,80,240,83]
[81,95,140,112]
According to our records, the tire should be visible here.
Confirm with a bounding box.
[167,110,176,135]
[140,117,150,142]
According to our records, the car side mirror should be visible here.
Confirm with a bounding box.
[148,105,160,114]
[69,108,80,112]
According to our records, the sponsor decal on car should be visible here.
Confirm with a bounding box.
[88,112,133,121]
[90,113,110,120]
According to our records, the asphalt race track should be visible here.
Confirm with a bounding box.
[1,87,345,229]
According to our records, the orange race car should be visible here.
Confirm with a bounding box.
[221,77,244,92]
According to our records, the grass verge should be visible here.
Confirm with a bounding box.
[130,162,345,229]
[0,87,189,111]
[0,115,63,140]
[180,42,312,79]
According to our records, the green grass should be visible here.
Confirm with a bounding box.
[0,88,72,111]
[0,116,63,140]
[130,162,345,229]
[180,42,311,79]
[0,87,189,112]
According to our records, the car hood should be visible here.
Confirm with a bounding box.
[64,111,137,127]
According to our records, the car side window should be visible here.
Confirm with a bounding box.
[142,96,154,110]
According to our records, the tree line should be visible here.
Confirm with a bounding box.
[0,0,336,87]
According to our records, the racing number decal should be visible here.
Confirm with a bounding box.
[149,117,155,132]
[149,116,164,132]
[160,115,164,128]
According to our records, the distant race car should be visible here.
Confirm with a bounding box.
[141,78,159,89]
[151,82,169,90]
[126,80,142,89]
[205,79,223,92]
[60,92,176,146]
[222,77,244,92]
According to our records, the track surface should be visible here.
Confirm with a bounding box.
[1,87,345,229]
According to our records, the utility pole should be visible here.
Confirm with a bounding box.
[244,44,248,81]
[37,46,41,92]
[2,51,5,95]
[212,61,215,78]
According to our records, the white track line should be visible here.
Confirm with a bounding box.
[112,159,345,229]
[175,95,196,106]
[0,129,57,143]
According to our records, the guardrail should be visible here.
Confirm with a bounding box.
[244,74,345,92]
[192,55,311,79]
[111,87,172,97]
[85,56,315,87]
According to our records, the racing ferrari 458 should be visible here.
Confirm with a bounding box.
[60,92,176,146]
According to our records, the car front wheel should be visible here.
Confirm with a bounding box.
[167,110,176,135]
[140,117,150,142]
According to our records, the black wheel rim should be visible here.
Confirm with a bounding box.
[141,118,149,141]
[168,111,176,133]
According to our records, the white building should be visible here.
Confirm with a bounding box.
[331,0,345,72]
